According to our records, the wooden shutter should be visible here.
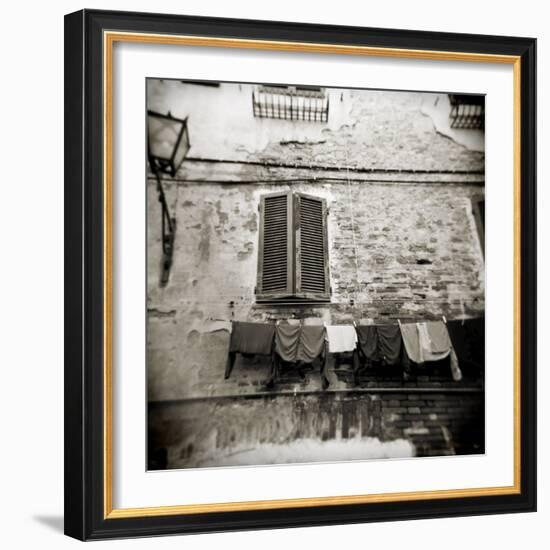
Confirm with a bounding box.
[256,192,293,300]
[295,193,330,301]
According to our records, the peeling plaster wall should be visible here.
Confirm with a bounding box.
[146,82,485,467]
[147,81,484,170]
[147,80,355,160]
[147,177,484,402]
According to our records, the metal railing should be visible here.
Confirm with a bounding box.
[252,85,329,122]
[449,94,485,130]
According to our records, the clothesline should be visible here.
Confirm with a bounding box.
[225,317,484,387]
[207,313,483,325]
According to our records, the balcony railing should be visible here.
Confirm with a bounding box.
[448,94,485,130]
[252,85,329,122]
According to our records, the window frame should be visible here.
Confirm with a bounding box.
[256,191,331,303]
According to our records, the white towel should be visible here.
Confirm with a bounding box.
[417,322,462,381]
[417,322,451,363]
[325,325,358,353]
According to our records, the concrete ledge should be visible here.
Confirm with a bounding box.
[149,385,484,407]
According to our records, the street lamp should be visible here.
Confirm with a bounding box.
[147,110,190,285]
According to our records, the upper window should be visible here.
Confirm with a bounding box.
[448,94,485,130]
[256,192,331,302]
[252,85,329,122]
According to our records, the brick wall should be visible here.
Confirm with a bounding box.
[149,388,484,469]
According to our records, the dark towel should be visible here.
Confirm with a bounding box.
[356,325,379,360]
[229,322,275,355]
[275,324,326,363]
[356,324,402,365]
[275,324,301,362]
[296,326,326,363]
[377,325,402,365]
[446,317,485,369]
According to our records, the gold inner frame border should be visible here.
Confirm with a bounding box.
[102,30,522,519]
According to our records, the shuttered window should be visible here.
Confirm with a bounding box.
[256,191,330,302]
[257,192,293,298]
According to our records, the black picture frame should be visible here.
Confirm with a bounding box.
[64,9,536,541]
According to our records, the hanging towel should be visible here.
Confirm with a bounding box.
[275,323,301,362]
[275,324,326,363]
[417,321,463,381]
[446,317,485,370]
[325,325,358,354]
[356,325,402,365]
[296,326,326,363]
[356,325,379,360]
[229,322,275,355]
[422,321,452,353]
[417,321,452,362]
[377,325,402,365]
[399,322,422,363]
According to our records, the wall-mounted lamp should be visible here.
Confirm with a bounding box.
[147,110,190,285]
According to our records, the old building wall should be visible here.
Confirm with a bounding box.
[149,389,483,469]
[146,81,485,467]
[147,81,484,171]
[147,173,484,402]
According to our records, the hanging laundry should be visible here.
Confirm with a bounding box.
[275,324,326,364]
[416,320,463,381]
[355,324,402,365]
[378,325,403,365]
[226,321,276,380]
[446,317,485,370]
[296,325,326,363]
[272,324,328,389]
[417,321,452,362]
[325,325,357,354]
[356,325,378,360]
[274,323,301,363]
[229,321,275,355]
[399,322,422,364]
[449,347,463,382]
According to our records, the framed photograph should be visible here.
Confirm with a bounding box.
[64,9,536,540]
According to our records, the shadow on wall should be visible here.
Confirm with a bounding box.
[148,390,484,470]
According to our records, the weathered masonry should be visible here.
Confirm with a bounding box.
[146,81,485,469]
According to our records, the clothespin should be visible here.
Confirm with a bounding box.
[353,320,357,327]
[442,315,447,324]
[397,319,402,327]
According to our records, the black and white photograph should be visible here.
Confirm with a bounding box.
[146,80,486,470]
